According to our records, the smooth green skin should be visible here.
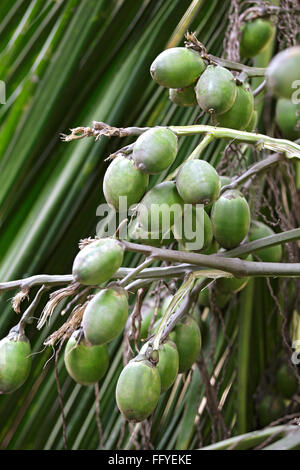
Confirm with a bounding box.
[116,358,161,422]
[217,254,252,294]
[127,218,174,247]
[174,207,213,252]
[103,155,149,211]
[275,99,300,140]
[257,395,285,428]
[133,128,178,175]
[211,190,251,249]
[240,19,274,58]
[245,110,258,132]
[195,65,237,115]
[176,159,221,205]
[82,288,128,345]
[169,85,198,107]
[137,181,184,234]
[72,238,124,286]
[276,364,298,399]
[215,84,254,131]
[141,340,179,393]
[248,221,282,262]
[170,316,201,373]
[266,46,300,99]
[64,332,109,386]
[0,335,31,394]
[150,47,205,88]
[198,287,230,309]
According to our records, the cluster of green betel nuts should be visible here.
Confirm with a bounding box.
[0,32,298,424]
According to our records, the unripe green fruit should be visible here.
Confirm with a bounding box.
[103,155,148,211]
[0,331,31,394]
[215,84,254,130]
[64,330,109,386]
[170,316,201,373]
[150,47,205,88]
[275,99,300,140]
[248,221,282,262]
[195,65,237,115]
[257,394,285,427]
[176,159,221,205]
[116,356,161,422]
[169,86,197,107]
[72,238,124,286]
[211,190,251,249]
[240,18,274,58]
[132,128,178,175]
[173,206,213,252]
[82,287,128,345]
[137,181,184,235]
[276,364,298,399]
[266,46,300,99]
[140,340,179,393]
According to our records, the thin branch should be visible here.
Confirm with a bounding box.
[0,274,73,293]
[19,285,49,332]
[120,240,300,278]
[253,80,266,98]
[61,121,300,160]
[1,229,300,296]
[222,228,300,259]
[119,257,155,287]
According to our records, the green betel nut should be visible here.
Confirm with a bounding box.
[133,128,178,175]
[0,332,31,394]
[116,358,161,422]
[137,181,183,235]
[215,84,254,131]
[211,190,251,249]
[140,340,179,393]
[275,99,300,140]
[176,159,221,205]
[82,287,128,345]
[170,316,201,373]
[72,238,124,286]
[195,65,237,115]
[150,47,205,88]
[240,18,274,58]
[266,46,300,99]
[64,330,109,386]
[103,155,149,211]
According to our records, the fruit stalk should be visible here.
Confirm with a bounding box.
[62,121,300,160]
[1,228,300,294]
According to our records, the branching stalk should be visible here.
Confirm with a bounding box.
[61,121,300,160]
